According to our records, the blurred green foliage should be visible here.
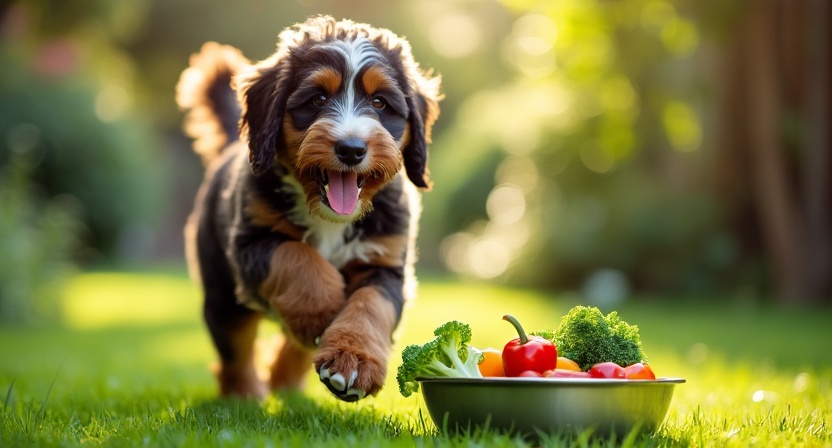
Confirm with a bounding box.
[1,0,826,303]
[0,1,168,323]
[0,2,168,262]
[424,0,756,296]
[0,150,80,325]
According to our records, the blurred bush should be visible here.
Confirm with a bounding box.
[0,3,168,263]
[425,2,720,290]
[1,0,827,305]
[0,150,82,325]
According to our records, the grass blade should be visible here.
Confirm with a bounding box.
[35,368,61,426]
[3,375,17,411]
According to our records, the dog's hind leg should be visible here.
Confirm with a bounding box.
[203,287,268,399]
[268,337,314,391]
[204,291,268,399]
[195,216,268,399]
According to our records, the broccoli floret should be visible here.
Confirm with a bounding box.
[553,306,646,371]
[396,320,483,397]
[529,329,555,342]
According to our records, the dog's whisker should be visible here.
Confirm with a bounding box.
[353,97,367,113]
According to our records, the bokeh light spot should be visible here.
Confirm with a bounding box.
[513,14,557,56]
[95,85,131,122]
[486,184,526,224]
[429,12,482,59]
[792,372,810,393]
[440,232,476,275]
[468,240,511,279]
[580,143,615,173]
[662,18,699,56]
[641,1,677,33]
[496,156,539,193]
[600,77,636,111]
[663,101,702,152]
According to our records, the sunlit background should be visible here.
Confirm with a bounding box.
[1,0,830,326]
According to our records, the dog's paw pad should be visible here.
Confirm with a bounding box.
[318,367,365,401]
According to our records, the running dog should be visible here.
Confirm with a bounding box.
[175,15,440,402]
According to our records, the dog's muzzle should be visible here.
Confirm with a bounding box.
[334,138,367,166]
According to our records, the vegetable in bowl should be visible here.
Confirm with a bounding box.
[396,320,483,397]
[402,309,677,436]
[534,305,646,371]
[396,305,655,400]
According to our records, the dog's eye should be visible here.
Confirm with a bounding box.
[371,97,387,110]
[311,94,328,108]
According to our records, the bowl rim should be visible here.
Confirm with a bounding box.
[417,376,686,385]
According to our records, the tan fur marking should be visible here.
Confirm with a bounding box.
[280,115,305,173]
[365,235,408,267]
[215,313,268,399]
[293,119,404,221]
[361,66,396,94]
[341,235,408,293]
[397,122,411,149]
[313,286,397,396]
[245,193,305,240]
[259,242,347,347]
[309,67,342,95]
[269,338,314,391]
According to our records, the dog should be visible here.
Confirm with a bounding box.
[175,15,440,402]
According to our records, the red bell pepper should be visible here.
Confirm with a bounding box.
[501,315,557,377]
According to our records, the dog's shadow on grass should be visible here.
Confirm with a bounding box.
[181,391,409,440]
[179,394,687,445]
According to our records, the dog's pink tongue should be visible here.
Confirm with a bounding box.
[327,170,359,215]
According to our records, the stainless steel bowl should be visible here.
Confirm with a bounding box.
[418,377,685,436]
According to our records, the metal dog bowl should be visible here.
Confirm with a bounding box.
[418,377,685,436]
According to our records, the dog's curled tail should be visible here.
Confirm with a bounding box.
[176,42,250,166]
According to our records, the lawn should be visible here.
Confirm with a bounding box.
[1,271,830,447]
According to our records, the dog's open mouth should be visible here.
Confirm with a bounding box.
[316,169,367,216]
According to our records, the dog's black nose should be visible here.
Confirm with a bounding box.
[334,139,367,166]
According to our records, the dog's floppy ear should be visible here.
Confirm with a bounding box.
[236,56,291,176]
[404,74,441,190]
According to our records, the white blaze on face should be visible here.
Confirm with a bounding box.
[318,37,388,217]
[324,37,385,143]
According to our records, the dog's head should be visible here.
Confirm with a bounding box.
[236,16,441,223]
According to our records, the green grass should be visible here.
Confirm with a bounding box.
[1,271,830,447]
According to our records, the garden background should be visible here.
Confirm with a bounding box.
[1,0,830,446]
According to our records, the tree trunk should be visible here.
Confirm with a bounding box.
[803,0,831,304]
[714,0,832,305]
[743,0,807,303]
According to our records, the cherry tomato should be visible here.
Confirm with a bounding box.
[543,369,591,378]
[588,362,626,379]
[518,370,543,377]
[623,362,656,380]
[478,348,505,377]
[556,357,581,372]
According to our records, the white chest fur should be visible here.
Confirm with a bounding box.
[282,176,385,268]
[302,219,385,268]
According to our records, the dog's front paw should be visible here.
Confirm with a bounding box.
[313,329,388,402]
